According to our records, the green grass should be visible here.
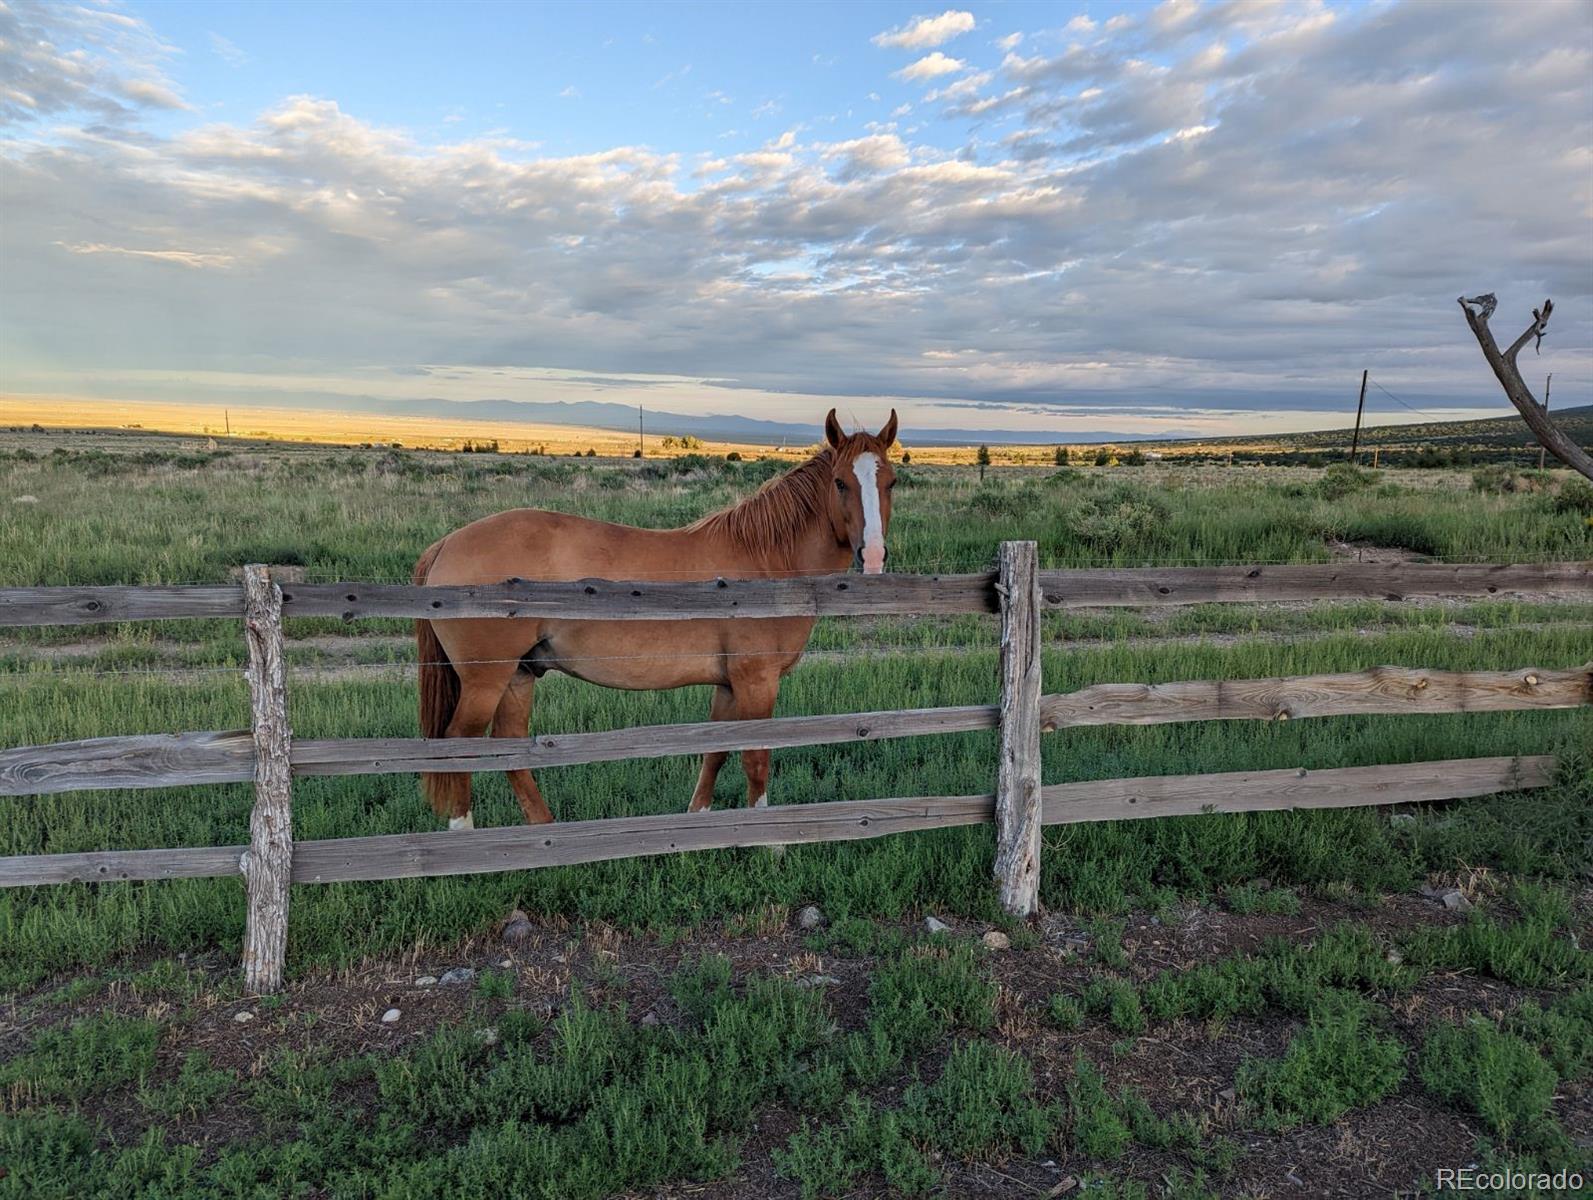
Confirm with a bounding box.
[3,449,1590,589]
[1,623,1587,989]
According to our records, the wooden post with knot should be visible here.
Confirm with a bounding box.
[994,541,1043,917]
[241,565,293,992]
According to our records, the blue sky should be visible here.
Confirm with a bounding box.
[2,1,1588,439]
[135,2,1026,159]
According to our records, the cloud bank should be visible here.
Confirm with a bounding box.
[2,0,1589,435]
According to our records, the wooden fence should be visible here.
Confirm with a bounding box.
[1,552,1588,991]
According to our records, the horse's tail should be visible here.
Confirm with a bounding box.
[414,540,465,818]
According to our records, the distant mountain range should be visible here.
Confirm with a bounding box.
[354,395,1167,446]
[348,395,1591,451]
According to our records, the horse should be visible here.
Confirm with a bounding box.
[412,409,899,829]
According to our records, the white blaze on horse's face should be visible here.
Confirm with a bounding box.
[853,452,887,574]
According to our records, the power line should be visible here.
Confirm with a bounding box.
[1366,378,1438,421]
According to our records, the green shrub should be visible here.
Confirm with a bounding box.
[1063,1055,1133,1159]
[1547,477,1593,516]
[1403,902,1586,988]
[1419,1019,1557,1140]
[1506,986,1593,1081]
[900,1040,1054,1159]
[867,943,996,1054]
[1047,994,1085,1031]
[1317,462,1380,499]
[0,1014,159,1102]
[1237,992,1405,1129]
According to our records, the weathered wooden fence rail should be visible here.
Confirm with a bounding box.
[5,664,1586,797]
[1,553,1588,991]
[4,560,1586,626]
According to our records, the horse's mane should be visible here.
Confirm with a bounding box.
[687,450,834,554]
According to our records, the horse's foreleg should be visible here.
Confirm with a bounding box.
[494,671,553,825]
[729,673,779,808]
[439,663,518,830]
[687,685,736,812]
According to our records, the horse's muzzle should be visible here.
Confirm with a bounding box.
[853,545,888,574]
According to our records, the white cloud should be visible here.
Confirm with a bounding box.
[559,85,580,98]
[208,32,248,67]
[1064,16,1098,35]
[3,0,1590,431]
[996,32,1024,52]
[0,0,186,125]
[55,242,236,269]
[895,52,967,82]
[873,10,976,51]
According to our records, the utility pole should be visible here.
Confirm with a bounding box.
[1348,369,1368,462]
[225,409,231,437]
[637,405,644,458]
[1539,375,1551,470]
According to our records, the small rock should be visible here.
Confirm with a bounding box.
[797,905,824,931]
[1441,889,1474,913]
[981,930,1011,951]
[414,975,439,987]
[794,974,841,989]
[1218,1087,1237,1103]
[1049,1176,1078,1196]
[476,1026,499,1045]
[640,1012,659,1027]
[439,967,476,986]
[924,916,951,934]
[233,1010,255,1024]
[501,910,533,945]
[499,958,513,969]
[1385,948,1404,965]
[381,1008,401,1024]
[1389,813,1417,827]
[14,496,38,504]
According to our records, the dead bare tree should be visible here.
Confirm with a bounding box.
[1458,294,1593,481]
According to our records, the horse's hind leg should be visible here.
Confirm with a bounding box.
[687,686,736,812]
[493,670,553,824]
[439,662,519,830]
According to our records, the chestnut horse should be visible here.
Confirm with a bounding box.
[413,409,898,828]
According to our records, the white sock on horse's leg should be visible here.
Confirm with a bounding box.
[449,812,474,831]
[752,792,769,808]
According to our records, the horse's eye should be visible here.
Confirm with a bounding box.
[834,479,847,493]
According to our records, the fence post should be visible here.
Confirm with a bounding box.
[994,540,1043,917]
[241,564,293,992]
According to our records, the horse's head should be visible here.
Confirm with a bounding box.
[824,408,899,574]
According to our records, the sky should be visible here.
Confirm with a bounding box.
[1,0,1590,440]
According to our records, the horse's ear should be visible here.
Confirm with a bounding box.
[824,409,844,449]
[878,409,898,449]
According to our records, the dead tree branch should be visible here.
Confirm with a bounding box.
[1458,294,1592,481]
